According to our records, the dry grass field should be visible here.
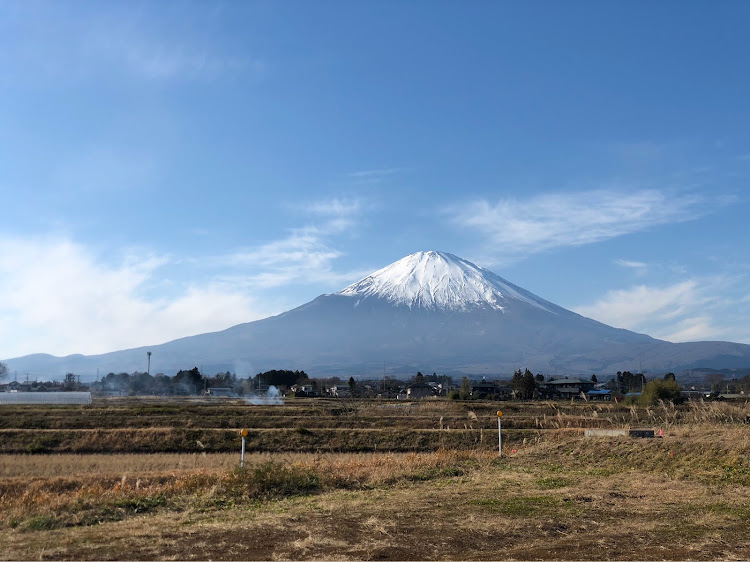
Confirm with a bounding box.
[1,397,749,560]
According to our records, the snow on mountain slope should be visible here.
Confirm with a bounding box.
[339,251,555,312]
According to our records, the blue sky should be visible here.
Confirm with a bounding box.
[2,0,750,358]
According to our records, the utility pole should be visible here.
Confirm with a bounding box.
[147,352,152,376]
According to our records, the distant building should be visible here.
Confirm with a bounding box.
[328,385,351,398]
[406,382,434,400]
[540,378,595,399]
[206,387,234,397]
[471,379,511,399]
[586,389,612,401]
[291,384,317,397]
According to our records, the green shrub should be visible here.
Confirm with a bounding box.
[224,462,320,500]
[113,494,168,514]
[638,379,682,406]
[25,515,58,531]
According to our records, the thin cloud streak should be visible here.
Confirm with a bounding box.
[1,3,257,85]
[224,229,344,289]
[575,281,703,332]
[304,197,362,217]
[573,276,750,343]
[615,259,648,269]
[449,188,711,259]
[346,168,402,178]
[210,195,372,289]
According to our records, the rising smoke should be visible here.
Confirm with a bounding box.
[245,385,284,405]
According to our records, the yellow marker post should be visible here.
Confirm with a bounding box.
[240,429,248,468]
[497,411,503,457]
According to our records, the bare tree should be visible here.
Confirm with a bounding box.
[0,362,8,381]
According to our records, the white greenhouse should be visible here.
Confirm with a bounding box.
[0,392,92,405]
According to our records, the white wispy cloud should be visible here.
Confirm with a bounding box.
[304,197,362,217]
[449,188,712,259]
[615,259,648,269]
[223,228,345,289]
[662,317,719,343]
[346,168,402,179]
[573,277,750,343]
[300,197,366,233]
[1,4,258,85]
[0,237,271,358]
[211,196,372,289]
[341,168,405,185]
[0,192,375,358]
[575,281,703,332]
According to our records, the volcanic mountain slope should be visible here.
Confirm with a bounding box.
[6,251,750,378]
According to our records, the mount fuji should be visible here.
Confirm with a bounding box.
[6,251,750,378]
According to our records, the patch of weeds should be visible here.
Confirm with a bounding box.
[540,462,567,473]
[704,502,750,521]
[439,466,465,478]
[75,506,124,527]
[656,520,709,543]
[113,494,168,514]
[197,496,237,511]
[585,467,618,477]
[720,464,750,486]
[24,515,59,531]
[537,477,571,489]
[25,435,57,454]
[472,495,574,517]
[225,462,320,501]
[409,466,464,481]
[294,426,313,436]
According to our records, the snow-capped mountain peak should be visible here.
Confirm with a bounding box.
[338,251,553,312]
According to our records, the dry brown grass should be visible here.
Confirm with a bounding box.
[0,453,239,477]
[0,450,487,533]
[1,399,750,560]
[0,450,486,479]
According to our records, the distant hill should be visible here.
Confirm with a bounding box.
[5,251,750,379]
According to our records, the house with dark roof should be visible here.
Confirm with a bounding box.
[406,382,435,399]
[470,379,512,399]
[540,377,595,399]
[586,389,612,401]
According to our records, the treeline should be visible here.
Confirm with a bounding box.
[92,369,311,396]
[703,372,750,394]
[253,370,309,388]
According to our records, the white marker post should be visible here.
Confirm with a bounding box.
[240,429,248,469]
[497,410,503,457]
